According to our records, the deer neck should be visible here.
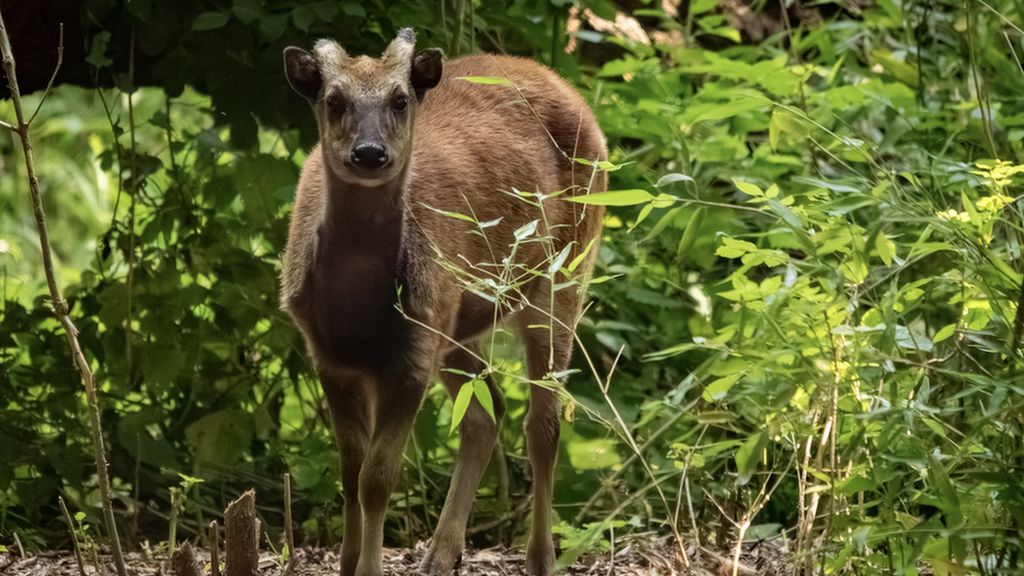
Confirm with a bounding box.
[320,168,408,249]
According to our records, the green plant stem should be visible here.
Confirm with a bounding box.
[168,487,181,553]
[59,497,88,576]
[0,10,128,576]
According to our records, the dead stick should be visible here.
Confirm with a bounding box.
[0,10,128,576]
[282,473,296,576]
[170,541,202,576]
[225,490,259,576]
[209,520,220,576]
[58,497,88,576]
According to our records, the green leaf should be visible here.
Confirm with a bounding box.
[838,475,876,495]
[86,31,113,69]
[716,237,758,259]
[457,76,512,85]
[656,173,694,187]
[733,179,764,197]
[420,203,477,223]
[564,189,655,206]
[767,198,804,230]
[472,379,496,424]
[514,219,539,241]
[566,437,620,470]
[192,11,230,31]
[933,323,957,343]
[567,237,598,272]
[232,0,262,24]
[184,410,254,465]
[676,207,706,259]
[703,372,741,401]
[735,432,767,478]
[450,383,475,435]
[875,233,895,266]
[548,243,574,277]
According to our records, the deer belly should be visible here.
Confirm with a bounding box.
[304,259,410,372]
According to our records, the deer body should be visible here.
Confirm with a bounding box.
[281,32,605,576]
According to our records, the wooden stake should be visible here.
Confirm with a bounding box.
[225,490,259,576]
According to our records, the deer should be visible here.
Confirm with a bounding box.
[279,28,606,576]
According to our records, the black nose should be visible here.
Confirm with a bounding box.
[350,143,388,169]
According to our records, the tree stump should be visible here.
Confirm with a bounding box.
[225,490,260,576]
[170,541,202,576]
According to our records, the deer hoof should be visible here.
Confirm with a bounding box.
[418,546,461,575]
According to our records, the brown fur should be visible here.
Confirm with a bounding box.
[281,31,605,576]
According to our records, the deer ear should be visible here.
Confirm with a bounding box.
[284,47,321,100]
[410,48,443,101]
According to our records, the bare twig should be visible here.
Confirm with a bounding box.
[282,473,296,576]
[0,8,128,576]
[27,23,64,126]
[0,117,14,131]
[59,497,88,576]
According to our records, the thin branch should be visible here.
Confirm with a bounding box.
[0,118,14,131]
[0,8,128,576]
[28,23,64,126]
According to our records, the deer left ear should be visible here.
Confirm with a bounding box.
[411,48,443,101]
[284,47,322,101]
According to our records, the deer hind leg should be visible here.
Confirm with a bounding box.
[323,373,372,576]
[517,282,581,576]
[420,343,506,575]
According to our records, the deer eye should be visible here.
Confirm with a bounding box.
[393,94,408,112]
[326,93,346,114]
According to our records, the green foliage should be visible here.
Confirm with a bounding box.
[2,0,1024,573]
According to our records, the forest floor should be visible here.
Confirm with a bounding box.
[0,537,791,576]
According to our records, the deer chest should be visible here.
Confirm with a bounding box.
[294,234,412,373]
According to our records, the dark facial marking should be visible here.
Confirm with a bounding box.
[326,90,347,116]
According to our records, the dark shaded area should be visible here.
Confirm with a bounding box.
[0,0,869,147]
[0,0,557,147]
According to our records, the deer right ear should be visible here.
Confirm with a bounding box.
[284,47,321,101]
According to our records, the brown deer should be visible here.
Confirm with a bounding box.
[280,29,606,576]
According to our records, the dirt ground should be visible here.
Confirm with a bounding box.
[0,537,791,576]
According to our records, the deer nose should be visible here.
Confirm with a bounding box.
[350,143,388,169]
